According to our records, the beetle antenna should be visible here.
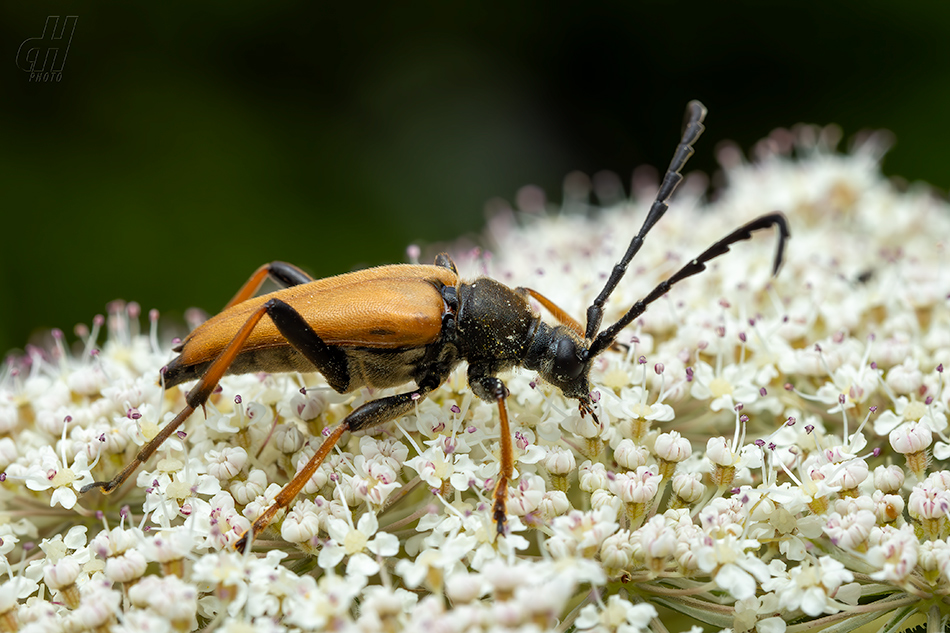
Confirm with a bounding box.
[586,212,790,359]
[584,100,708,341]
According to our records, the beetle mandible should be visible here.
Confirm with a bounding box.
[82,100,790,552]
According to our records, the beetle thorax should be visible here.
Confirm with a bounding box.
[455,278,536,365]
[454,278,593,401]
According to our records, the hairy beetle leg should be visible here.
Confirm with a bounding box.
[81,295,277,497]
[491,391,513,538]
[234,422,347,553]
[578,398,598,424]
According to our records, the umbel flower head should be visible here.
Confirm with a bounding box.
[2,121,950,632]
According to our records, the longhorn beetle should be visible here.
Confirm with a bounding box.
[82,101,789,553]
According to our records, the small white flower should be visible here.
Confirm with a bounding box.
[867,525,919,583]
[546,508,619,560]
[823,510,875,550]
[654,430,691,463]
[576,594,656,632]
[283,572,365,630]
[395,531,476,590]
[206,446,248,481]
[762,556,855,617]
[609,466,662,504]
[319,510,398,578]
[104,547,148,583]
[281,498,323,545]
[614,439,649,470]
[889,421,932,454]
[405,445,476,490]
[695,533,771,600]
[690,361,762,412]
[541,445,576,476]
[23,444,95,510]
[128,575,199,629]
[72,579,122,630]
[191,551,250,617]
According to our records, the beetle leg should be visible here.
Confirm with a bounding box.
[235,377,443,553]
[492,388,513,538]
[467,371,513,537]
[224,261,314,309]
[85,295,351,497]
[82,296,279,496]
[235,422,345,553]
[262,298,351,392]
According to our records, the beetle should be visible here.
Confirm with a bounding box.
[82,100,789,553]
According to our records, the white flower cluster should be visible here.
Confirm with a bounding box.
[2,123,950,632]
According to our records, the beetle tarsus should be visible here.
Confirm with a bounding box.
[234,526,254,554]
[79,480,112,495]
[578,399,598,424]
[492,481,509,538]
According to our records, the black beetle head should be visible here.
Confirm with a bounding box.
[543,332,593,401]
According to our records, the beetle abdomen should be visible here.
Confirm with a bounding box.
[162,346,318,388]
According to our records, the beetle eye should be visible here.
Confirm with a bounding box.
[554,338,584,380]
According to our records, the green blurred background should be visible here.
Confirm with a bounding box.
[2,2,949,356]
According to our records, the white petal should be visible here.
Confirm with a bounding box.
[346,553,379,578]
[625,602,658,627]
[739,555,772,583]
[51,487,77,510]
[835,582,861,606]
[326,517,349,542]
[574,603,601,629]
[934,441,950,461]
[518,445,545,465]
[800,586,829,617]
[368,532,399,557]
[317,542,345,570]
[715,563,755,600]
[356,511,378,536]
[756,616,787,633]
[63,526,88,549]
